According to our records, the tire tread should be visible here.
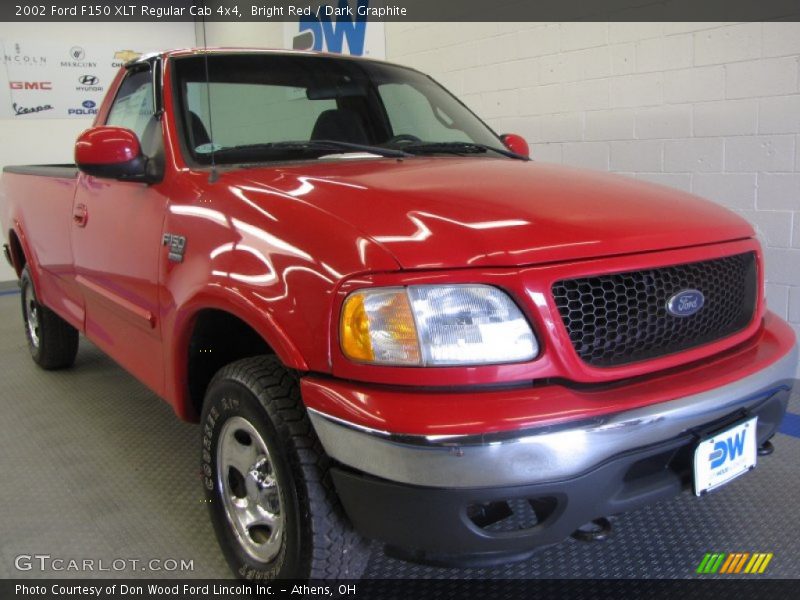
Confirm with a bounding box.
[207,356,369,579]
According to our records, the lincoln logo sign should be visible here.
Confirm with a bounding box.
[666,289,704,317]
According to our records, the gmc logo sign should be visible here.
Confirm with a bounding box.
[10,81,52,90]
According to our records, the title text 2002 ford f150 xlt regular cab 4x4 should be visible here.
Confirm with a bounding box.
[1,49,797,580]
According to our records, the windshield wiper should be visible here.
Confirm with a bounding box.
[203,140,411,161]
[401,141,529,161]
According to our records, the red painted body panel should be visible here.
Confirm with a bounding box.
[75,127,141,165]
[0,171,84,330]
[0,49,792,432]
[223,158,753,271]
[303,312,796,436]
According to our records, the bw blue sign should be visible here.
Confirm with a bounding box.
[292,0,369,56]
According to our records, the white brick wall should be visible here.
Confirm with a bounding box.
[386,21,800,357]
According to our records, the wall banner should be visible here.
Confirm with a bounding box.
[0,40,142,119]
[283,0,386,60]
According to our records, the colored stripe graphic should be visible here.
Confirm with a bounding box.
[697,553,726,574]
[720,553,737,574]
[733,553,750,573]
[744,553,774,574]
[697,552,772,574]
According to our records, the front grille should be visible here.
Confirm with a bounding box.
[552,252,757,367]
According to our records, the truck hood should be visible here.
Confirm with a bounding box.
[232,157,754,270]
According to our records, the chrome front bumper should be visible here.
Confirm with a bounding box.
[308,343,798,489]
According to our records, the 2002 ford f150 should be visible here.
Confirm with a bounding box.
[1,49,798,580]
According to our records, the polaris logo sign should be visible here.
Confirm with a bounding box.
[284,0,386,59]
[68,100,97,116]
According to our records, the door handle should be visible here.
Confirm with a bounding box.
[73,204,88,227]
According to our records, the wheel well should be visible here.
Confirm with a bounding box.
[187,309,274,418]
[8,230,26,276]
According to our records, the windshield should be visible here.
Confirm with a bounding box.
[172,53,507,165]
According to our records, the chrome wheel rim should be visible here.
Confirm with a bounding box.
[24,282,40,348]
[217,415,284,563]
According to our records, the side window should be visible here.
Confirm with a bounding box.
[106,68,154,141]
[378,83,470,142]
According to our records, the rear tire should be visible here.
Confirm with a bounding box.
[201,356,369,580]
[20,266,79,370]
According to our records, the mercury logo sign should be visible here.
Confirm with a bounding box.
[61,47,96,68]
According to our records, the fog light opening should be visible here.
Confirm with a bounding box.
[467,496,559,533]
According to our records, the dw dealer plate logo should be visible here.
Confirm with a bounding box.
[693,417,757,495]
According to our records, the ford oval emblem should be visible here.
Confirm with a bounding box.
[666,289,705,317]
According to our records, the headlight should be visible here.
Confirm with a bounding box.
[340,285,538,366]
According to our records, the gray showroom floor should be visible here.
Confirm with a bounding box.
[0,289,799,580]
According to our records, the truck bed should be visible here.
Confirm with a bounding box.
[3,165,78,178]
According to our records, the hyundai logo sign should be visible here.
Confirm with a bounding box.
[667,289,705,317]
[79,75,98,85]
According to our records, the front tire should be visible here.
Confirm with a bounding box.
[201,356,369,580]
[20,266,79,370]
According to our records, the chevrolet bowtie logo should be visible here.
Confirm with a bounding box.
[114,50,141,63]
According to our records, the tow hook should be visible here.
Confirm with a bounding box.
[758,440,775,456]
[571,517,613,542]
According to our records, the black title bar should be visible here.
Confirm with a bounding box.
[2,578,799,600]
[3,0,800,22]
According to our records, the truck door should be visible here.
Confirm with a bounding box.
[71,62,167,396]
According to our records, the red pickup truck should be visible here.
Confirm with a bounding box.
[2,49,797,580]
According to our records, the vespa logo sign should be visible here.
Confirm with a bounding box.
[287,0,385,58]
[708,431,747,469]
[666,289,704,317]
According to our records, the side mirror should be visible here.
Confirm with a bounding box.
[500,133,530,159]
[75,126,155,182]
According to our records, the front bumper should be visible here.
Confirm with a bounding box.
[329,386,789,567]
[309,341,797,489]
[305,318,798,565]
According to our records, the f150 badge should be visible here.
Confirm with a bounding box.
[666,289,705,317]
[162,233,186,263]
